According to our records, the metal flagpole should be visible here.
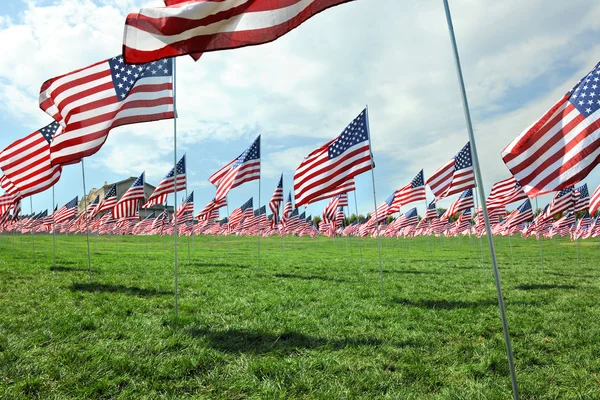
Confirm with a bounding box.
[52,185,56,269]
[535,197,544,272]
[473,188,485,274]
[81,160,93,283]
[443,1,519,398]
[353,191,363,265]
[172,57,179,318]
[30,196,35,263]
[257,159,262,272]
[365,105,385,297]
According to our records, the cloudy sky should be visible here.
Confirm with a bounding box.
[1,0,599,217]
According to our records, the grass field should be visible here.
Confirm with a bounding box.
[1,233,599,399]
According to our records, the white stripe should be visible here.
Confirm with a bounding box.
[126,0,315,51]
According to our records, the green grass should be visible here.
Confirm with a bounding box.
[1,232,599,399]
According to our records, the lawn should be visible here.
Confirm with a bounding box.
[1,233,599,399]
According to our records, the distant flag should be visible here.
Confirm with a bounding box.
[371,193,395,224]
[151,209,169,231]
[229,198,254,227]
[544,186,576,219]
[590,184,600,216]
[123,0,353,64]
[504,199,533,228]
[39,55,174,166]
[269,174,284,220]
[113,173,145,219]
[308,177,356,204]
[96,184,118,214]
[210,136,260,202]
[281,192,293,227]
[86,195,100,219]
[294,109,373,207]
[486,177,528,209]
[143,155,187,208]
[176,191,194,221]
[502,61,600,197]
[54,197,78,224]
[0,121,62,198]
[424,200,438,220]
[426,142,475,200]
[390,170,426,213]
[443,188,474,219]
[574,183,590,213]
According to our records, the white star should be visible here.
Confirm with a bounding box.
[586,108,591,113]
[115,73,121,78]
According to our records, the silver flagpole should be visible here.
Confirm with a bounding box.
[365,105,385,297]
[81,160,93,283]
[353,190,363,265]
[472,189,485,274]
[257,155,262,272]
[172,57,179,318]
[443,1,519,398]
[535,197,544,272]
[52,185,56,269]
[30,196,35,263]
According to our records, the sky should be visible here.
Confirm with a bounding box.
[1,0,599,218]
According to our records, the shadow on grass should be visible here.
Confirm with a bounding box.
[515,284,579,291]
[545,271,598,279]
[187,261,249,269]
[187,327,399,354]
[50,266,89,272]
[70,283,170,296]
[381,269,439,275]
[273,273,348,283]
[392,297,496,309]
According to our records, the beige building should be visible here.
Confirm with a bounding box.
[78,177,174,218]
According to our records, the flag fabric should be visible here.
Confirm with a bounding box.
[210,136,260,202]
[544,186,576,219]
[229,198,253,227]
[123,0,354,64]
[196,197,226,221]
[590,184,600,216]
[486,176,528,209]
[307,177,356,204]
[426,142,475,200]
[504,199,533,228]
[574,183,590,212]
[0,121,62,198]
[502,61,600,197]
[54,197,78,224]
[281,192,293,227]
[175,191,194,220]
[454,209,472,234]
[113,173,145,219]
[294,109,373,207]
[269,173,284,219]
[143,155,186,208]
[389,170,426,214]
[370,193,395,224]
[96,184,118,214]
[39,55,174,166]
[444,188,474,219]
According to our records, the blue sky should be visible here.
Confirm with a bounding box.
[1,0,599,217]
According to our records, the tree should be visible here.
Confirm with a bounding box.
[387,215,395,224]
[312,215,322,226]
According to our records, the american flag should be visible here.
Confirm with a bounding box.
[322,195,341,222]
[143,155,186,208]
[0,121,62,198]
[426,142,475,200]
[390,170,426,213]
[590,184,600,216]
[113,172,145,219]
[294,109,373,207]
[544,186,576,219]
[123,0,353,64]
[424,200,438,221]
[96,184,118,214]
[196,197,226,221]
[553,212,576,237]
[269,173,284,220]
[504,199,533,229]
[281,192,293,228]
[369,193,395,225]
[455,209,472,234]
[54,197,78,224]
[308,177,356,204]
[210,136,260,202]
[397,207,418,230]
[444,188,474,219]
[39,55,174,166]
[175,191,194,223]
[133,211,156,234]
[335,207,345,227]
[502,61,600,197]
[229,198,253,227]
[486,177,528,209]
[574,183,590,212]
[151,209,169,232]
[0,175,19,196]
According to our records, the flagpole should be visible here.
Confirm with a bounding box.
[535,197,544,272]
[52,185,56,269]
[30,196,35,263]
[257,155,262,272]
[443,1,519,398]
[472,191,485,276]
[365,105,385,297]
[172,57,179,318]
[81,160,93,283]
[353,191,363,265]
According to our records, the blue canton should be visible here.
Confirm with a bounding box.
[65,196,78,209]
[411,170,424,188]
[385,193,395,206]
[40,121,61,144]
[132,172,145,187]
[109,55,172,101]
[576,183,589,198]
[234,136,261,168]
[454,142,472,170]
[556,185,574,199]
[405,207,418,218]
[328,109,368,159]
[517,199,532,213]
[428,200,436,210]
[240,197,253,211]
[569,61,600,116]
[460,188,473,199]
[104,184,117,200]
[165,155,186,179]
